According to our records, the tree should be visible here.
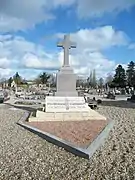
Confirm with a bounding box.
[76,77,82,87]
[39,72,51,85]
[35,77,41,86]
[98,78,104,89]
[106,74,113,84]
[13,72,22,85]
[92,69,97,88]
[48,74,56,87]
[105,74,114,88]
[76,76,84,88]
[87,71,93,88]
[8,77,13,87]
[126,61,135,87]
[113,65,126,88]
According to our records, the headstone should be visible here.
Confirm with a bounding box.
[46,96,89,112]
[55,34,78,96]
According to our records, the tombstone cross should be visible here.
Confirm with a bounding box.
[57,34,76,66]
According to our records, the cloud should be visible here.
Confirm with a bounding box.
[0,68,13,79]
[70,51,116,77]
[52,0,76,7]
[76,0,135,18]
[0,0,76,32]
[21,53,59,70]
[0,25,128,79]
[0,0,54,32]
[70,26,128,51]
[1,0,134,32]
[0,58,10,69]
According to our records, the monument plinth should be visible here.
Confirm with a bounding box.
[55,34,78,97]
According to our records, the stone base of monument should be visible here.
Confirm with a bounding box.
[17,96,115,159]
[29,96,106,122]
[29,110,106,122]
[55,91,78,97]
[18,110,114,159]
[55,66,78,97]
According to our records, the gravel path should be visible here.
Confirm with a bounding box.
[0,103,135,180]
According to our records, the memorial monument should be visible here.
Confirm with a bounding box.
[55,34,78,96]
[29,34,106,121]
[45,34,90,112]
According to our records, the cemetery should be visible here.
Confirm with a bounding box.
[0,34,135,179]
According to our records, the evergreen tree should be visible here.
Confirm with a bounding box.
[87,71,93,87]
[13,72,21,85]
[126,61,135,87]
[8,77,13,87]
[106,74,113,84]
[105,74,114,88]
[92,69,97,88]
[39,72,51,85]
[98,78,104,88]
[113,65,126,88]
[49,74,56,87]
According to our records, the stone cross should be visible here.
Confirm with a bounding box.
[57,34,76,66]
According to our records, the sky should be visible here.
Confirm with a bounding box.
[0,0,135,80]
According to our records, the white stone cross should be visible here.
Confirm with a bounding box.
[57,34,76,66]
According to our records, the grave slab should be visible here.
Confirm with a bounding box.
[17,111,114,159]
[26,120,107,148]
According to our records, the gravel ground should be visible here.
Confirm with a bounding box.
[0,103,135,180]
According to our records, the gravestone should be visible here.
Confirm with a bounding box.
[55,34,78,96]
[44,34,91,112]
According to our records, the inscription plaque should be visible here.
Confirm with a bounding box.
[46,96,89,112]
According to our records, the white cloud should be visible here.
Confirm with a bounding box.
[76,0,135,18]
[70,51,115,77]
[0,0,76,32]
[0,68,13,79]
[0,0,53,32]
[57,26,128,51]
[0,58,10,69]
[0,0,132,80]
[56,26,128,77]
[1,0,134,32]
[70,26,128,51]
[22,53,59,70]
[0,26,130,79]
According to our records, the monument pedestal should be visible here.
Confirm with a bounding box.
[55,66,78,97]
[29,96,106,122]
